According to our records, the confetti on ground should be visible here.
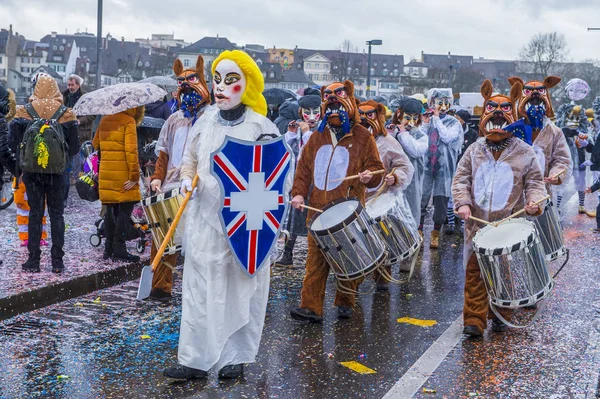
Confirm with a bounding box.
[405,294,413,300]
[74,302,84,307]
[56,375,70,381]
[340,361,376,374]
[422,387,437,394]
[140,335,151,339]
[397,317,437,327]
[93,296,101,304]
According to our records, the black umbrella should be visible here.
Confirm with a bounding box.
[263,88,298,105]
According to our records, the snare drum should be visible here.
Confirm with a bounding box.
[473,219,554,308]
[366,192,421,264]
[142,188,184,255]
[530,201,567,261]
[309,198,386,281]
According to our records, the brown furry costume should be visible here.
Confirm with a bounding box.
[452,80,547,335]
[149,55,210,297]
[291,81,384,317]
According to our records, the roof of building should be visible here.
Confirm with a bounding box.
[180,36,236,53]
[281,69,315,85]
[295,48,403,78]
[405,60,427,67]
[260,62,283,82]
[422,52,473,69]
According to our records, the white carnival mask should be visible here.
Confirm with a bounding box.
[302,107,321,127]
[213,59,246,110]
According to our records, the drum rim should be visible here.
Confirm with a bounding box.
[472,218,537,255]
[308,196,364,237]
[490,279,554,308]
[142,188,182,206]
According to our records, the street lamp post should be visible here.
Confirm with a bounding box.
[95,0,103,90]
[366,39,382,98]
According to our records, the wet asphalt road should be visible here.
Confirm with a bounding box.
[0,190,599,398]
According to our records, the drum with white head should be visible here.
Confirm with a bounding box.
[530,201,567,262]
[309,197,386,281]
[473,218,553,309]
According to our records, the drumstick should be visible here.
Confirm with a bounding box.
[468,215,497,227]
[495,195,551,226]
[371,168,397,202]
[549,170,566,180]
[330,169,386,183]
[300,204,323,213]
[151,175,198,272]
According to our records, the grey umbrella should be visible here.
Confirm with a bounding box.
[73,83,167,116]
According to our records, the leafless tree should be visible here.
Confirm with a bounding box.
[518,32,569,79]
[452,68,485,93]
[331,40,359,82]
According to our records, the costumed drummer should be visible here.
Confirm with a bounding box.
[420,89,463,249]
[507,76,572,199]
[358,99,414,290]
[391,97,428,226]
[147,55,211,301]
[275,93,322,267]
[452,80,547,338]
[163,50,279,381]
[289,80,384,323]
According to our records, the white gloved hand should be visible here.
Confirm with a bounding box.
[180,178,198,199]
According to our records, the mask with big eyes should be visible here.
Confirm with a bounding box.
[566,105,582,129]
[358,100,386,135]
[301,107,321,129]
[431,98,452,114]
[319,80,358,133]
[213,59,246,110]
[479,79,519,143]
[508,76,561,122]
[173,55,210,109]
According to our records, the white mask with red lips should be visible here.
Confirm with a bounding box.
[302,107,321,129]
[213,59,246,110]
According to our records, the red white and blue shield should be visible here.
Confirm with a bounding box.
[211,136,291,277]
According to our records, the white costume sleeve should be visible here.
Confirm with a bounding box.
[398,128,428,159]
[432,116,461,145]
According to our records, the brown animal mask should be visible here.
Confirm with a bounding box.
[479,79,519,142]
[392,97,423,130]
[358,100,387,135]
[319,80,358,133]
[508,75,561,121]
[173,55,210,108]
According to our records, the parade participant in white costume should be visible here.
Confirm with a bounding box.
[163,50,279,381]
[419,89,463,248]
[391,97,428,226]
[147,55,210,300]
[555,78,592,214]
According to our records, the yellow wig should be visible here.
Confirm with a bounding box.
[212,50,268,116]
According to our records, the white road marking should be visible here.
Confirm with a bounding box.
[382,316,463,399]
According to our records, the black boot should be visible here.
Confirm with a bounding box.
[111,242,140,262]
[51,258,64,273]
[103,240,113,260]
[218,364,244,379]
[290,307,323,323]
[463,325,483,338]
[491,318,507,333]
[274,237,295,267]
[163,365,207,380]
[22,257,41,273]
[337,306,353,319]
[149,288,172,302]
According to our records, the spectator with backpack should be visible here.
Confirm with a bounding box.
[9,75,79,273]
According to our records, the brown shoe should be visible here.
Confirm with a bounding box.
[430,230,440,249]
[586,210,597,218]
[418,230,424,246]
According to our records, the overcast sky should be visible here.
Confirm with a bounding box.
[2,0,599,62]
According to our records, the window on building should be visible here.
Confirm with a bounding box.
[373,62,377,67]
[53,45,57,50]
[383,62,387,67]
[393,69,399,77]
[382,68,389,76]
[269,71,275,78]
[306,62,312,68]
[53,56,61,61]
[20,67,30,73]
[81,47,87,52]
[145,61,150,67]
[184,59,190,67]
[394,63,398,67]
[263,71,267,78]
[370,68,375,75]
[59,46,64,51]
[138,61,143,67]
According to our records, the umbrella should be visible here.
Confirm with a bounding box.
[263,88,298,105]
[139,76,178,92]
[73,83,167,116]
[369,96,388,106]
[139,116,166,129]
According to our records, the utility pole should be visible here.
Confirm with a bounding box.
[366,39,382,98]
[95,0,103,90]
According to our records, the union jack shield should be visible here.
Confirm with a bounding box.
[211,136,292,277]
